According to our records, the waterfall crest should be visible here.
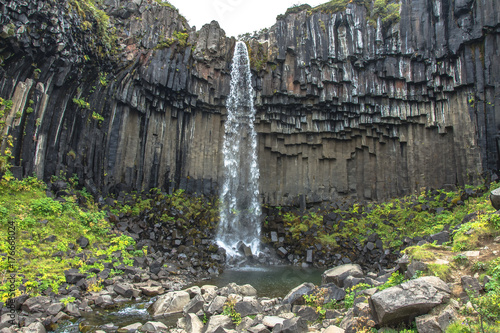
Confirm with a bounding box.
[216,41,262,256]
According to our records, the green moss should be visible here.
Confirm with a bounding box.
[156,30,190,50]
[245,41,268,72]
[68,0,117,57]
[427,263,452,281]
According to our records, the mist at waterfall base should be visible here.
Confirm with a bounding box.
[216,41,262,258]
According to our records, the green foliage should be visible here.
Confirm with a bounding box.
[378,271,405,291]
[303,286,336,320]
[452,253,469,266]
[277,4,312,20]
[222,296,242,325]
[92,112,105,125]
[344,283,371,309]
[426,263,452,281]
[153,0,177,9]
[60,296,76,306]
[0,171,132,301]
[98,72,108,87]
[156,30,190,49]
[245,41,268,72]
[68,0,117,57]
[73,97,90,109]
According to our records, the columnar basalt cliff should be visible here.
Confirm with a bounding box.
[0,0,499,205]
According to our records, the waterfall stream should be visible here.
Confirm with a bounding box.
[216,41,262,257]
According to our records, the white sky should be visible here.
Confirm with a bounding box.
[168,0,328,37]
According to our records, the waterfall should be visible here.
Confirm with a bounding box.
[216,41,262,257]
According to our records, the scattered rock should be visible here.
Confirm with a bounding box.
[322,264,364,287]
[149,291,191,317]
[140,321,169,332]
[370,276,451,326]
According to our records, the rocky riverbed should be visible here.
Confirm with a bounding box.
[1,256,482,333]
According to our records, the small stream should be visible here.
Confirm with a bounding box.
[53,265,323,332]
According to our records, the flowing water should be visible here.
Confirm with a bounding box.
[216,41,262,256]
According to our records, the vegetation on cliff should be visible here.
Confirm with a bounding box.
[277,0,402,26]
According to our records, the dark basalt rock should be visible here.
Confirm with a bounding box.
[0,0,497,208]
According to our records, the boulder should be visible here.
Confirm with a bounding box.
[95,295,114,308]
[490,187,500,210]
[248,324,270,333]
[239,284,257,296]
[0,313,17,330]
[370,276,451,326]
[261,316,285,328]
[76,236,89,249]
[324,326,345,333]
[140,321,168,332]
[206,296,227,315]
[65,303,81,317]
[47,303,64,316]
[114,283,136,298]
[294,305,319,322]
[117,322,142,333]
[461,276,482,296]
[148,291,191,317]
[21,296,51,313]
[234,299,262,317]
[282,282,315,305]
[185,313,204,333]
[64,269,86,284]
[183,294,205,314]
[140,286,164,297]
[21,322,45,333]
[204,315,234,333]
[273,316,308,333]
[416,314,441,333]
[322,264,364,287]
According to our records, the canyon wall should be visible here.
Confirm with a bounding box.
[0,0,499,205]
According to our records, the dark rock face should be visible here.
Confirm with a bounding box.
[0,0,498,205]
